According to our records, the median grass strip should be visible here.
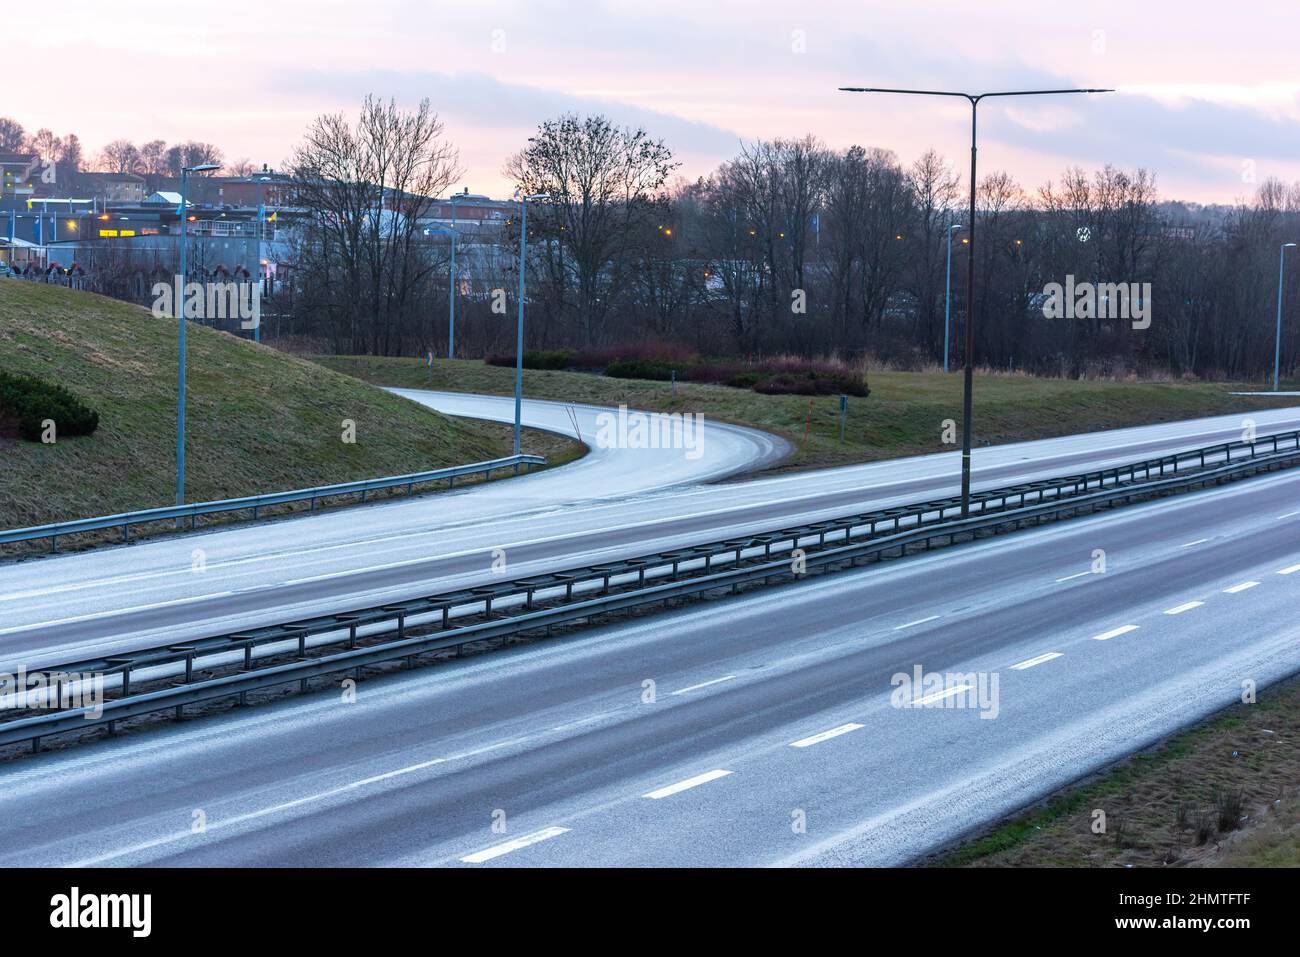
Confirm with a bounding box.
[930,673,1300,867]
[312,355,1299,473]
[0,283,578,537]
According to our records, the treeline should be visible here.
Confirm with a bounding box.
[496,131,1300,381]
[285,102,1298,381]
[0,115,247,180]
[13,102,1299,381]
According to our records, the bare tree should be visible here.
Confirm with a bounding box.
[100,139,142,174]
[290,95,461,355]
[0,117,24,152]
[139,140,169,177]
[504,113,677,345]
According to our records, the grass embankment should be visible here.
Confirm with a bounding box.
[312,355,1300,473]
[932,675,1300,867]
[0,282,565,534]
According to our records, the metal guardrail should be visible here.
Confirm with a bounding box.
[0,454,547,551]
[3,428,1299,752]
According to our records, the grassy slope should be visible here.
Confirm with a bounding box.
[0,282,506,529]
[313,356,1300,472]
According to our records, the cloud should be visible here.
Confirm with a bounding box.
[271,68,746,156]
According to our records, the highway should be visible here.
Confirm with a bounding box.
[1,460,1296,866]
[1,393,1298,675]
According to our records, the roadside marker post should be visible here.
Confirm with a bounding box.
[839,394,848,443]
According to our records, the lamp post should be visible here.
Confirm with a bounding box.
[1274,242,1297,392]
[944,223,963,374]
[447,191,467,358]
[839,85,1111,516]
[176,161,221,509]
[513,190,550,455]
[425,222,457,360]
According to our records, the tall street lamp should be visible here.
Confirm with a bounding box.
[944,223,963,374]
[513,190,550,455]
[176,161,221,508]
[1274,242,1297,392]
[839,86,1111,516]
[447,191,467,358]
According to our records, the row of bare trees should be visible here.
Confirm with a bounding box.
[497,130,1300,381]
[0,115,241,181]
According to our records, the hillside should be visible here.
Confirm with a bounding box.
[0,281,507,531]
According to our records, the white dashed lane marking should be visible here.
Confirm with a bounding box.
[1223,581,1260,594]
[460,826,570,863]
[1092,625,1139,641]
[671,676,736,696]
[1180,538,1210,548]
[895,615,941,630]
[1164,601,1204,615]
[789,723,864,748]
[643,769,733,799]
[1055,571,1090,583]
[909,685,974,707]
[1279,563,1300,575]
[1010,652,1063,670]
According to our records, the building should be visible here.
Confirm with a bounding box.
[73,171,147,204]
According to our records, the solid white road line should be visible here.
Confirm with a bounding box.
[789,723,864,748]
[1164,601,1205,615]
[1180,538,1210,548]
[643,769,733,799]
[1278,563,1300,575]
[671,675,737,696]
[895,615,941,630]
[1223,581,1260,594]
[460,826,571,863]
[1010,652,1063,670]
[0,592,236,637]
[1091,625,1139,641]
[910,685,973,706]
[1279,510,1300,519]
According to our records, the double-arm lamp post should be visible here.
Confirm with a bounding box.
[839,86,1111,516]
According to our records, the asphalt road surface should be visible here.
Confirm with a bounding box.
[2,461,1296,866]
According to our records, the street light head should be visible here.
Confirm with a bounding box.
[185,163,221,174]
[1285,243,1298,249]
[950,224,964,231]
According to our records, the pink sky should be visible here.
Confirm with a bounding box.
[11,0,1300,203]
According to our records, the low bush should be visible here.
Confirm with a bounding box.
[0,371,100,441]
[603,357,678,381]
[752,370,870,397]
[485,350,575,370]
